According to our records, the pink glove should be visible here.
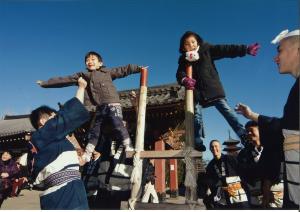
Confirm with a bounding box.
[182,77,196,90]
[247,43,260,56]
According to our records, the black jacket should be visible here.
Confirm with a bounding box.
[41,65,141,111]
[176,42,247,107]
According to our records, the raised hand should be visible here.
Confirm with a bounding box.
[247,43,260,56]
[235,103,259,121]
[77,77,87,88]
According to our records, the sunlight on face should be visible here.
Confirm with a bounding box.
[274,38,300,75]
[210,141,221,159]
[85,55,102,71]
[39,112,56,128]
[184,36,199,52]
[246,126,260,147]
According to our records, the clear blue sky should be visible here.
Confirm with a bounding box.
[0,0,299,160]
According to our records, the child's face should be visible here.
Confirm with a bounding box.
[1,152,12,161]
[86,55,103,71]
[184,36,199,52]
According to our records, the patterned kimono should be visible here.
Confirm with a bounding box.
[258,77,299,208]
[30,97,90,210]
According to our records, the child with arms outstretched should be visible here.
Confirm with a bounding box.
[176,31,260,151]
[38,51,143,163]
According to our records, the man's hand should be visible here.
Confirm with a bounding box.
[36,80,44,86]
[78,77,87,88]
[235,103,259,122]
[78,156,87,166]
[76,77,87,103]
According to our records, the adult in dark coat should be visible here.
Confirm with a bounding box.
[93,135,133,210]
[0,151,18,207]
[205,140,249,209]
[238,121,284,208]
[236,29,300,209]
[81,150,101,209]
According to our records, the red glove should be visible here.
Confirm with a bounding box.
[247,43,260,56]
[182,77,196,90]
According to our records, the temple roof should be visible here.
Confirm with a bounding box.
[0,115,34,137]
[0,83,184,138]
[223,147,242,152]
[119,83,184,108]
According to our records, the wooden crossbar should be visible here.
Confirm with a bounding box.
[126,150,202,159]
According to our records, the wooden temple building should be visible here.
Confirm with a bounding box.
[0,83,205,200]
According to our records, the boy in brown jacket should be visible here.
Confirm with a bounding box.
[37,51,142,163]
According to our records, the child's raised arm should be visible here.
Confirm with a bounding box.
[109,64,145,80]
[36,72,87,88]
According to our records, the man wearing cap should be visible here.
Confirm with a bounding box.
[235,29,299,209]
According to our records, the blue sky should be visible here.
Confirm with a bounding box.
[0,0,299,160]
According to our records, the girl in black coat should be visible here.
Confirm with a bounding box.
[176,31,260,151]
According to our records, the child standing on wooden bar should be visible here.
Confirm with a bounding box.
[37,51,143,163]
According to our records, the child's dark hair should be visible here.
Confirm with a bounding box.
[30,106,57,129]
[179,31,203,54]
[85,51,103,63]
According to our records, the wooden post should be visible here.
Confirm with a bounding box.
[185,65,195,148]
[184,65,197,204]
[169,159,178,198]
[154,138,166,200]
[135,68,148,151]
[128,68,148,209]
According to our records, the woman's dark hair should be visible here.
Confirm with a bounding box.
[179,31,203,54]
[30,106,57,129]
[85,51,103,63]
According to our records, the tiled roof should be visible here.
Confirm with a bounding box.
[119,83,184,109]
[0,115,34,137]
[0,83,184,138]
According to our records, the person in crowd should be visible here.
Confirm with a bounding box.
[238,121,284,208]
[235,29,299,209]
[10,161,30,197]
[0,151,18,207]
[141,159,159,203]
[28,77,90,209]
[94,135,133,209]
[81,150,101,209]
[205,140,249,209]
[176,31,260,151]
